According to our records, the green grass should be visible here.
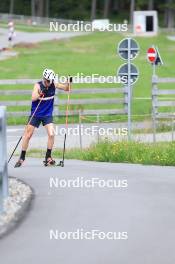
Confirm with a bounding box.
[28,140,175,166]
[0,31,175,124]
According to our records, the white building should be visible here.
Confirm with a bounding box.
[133,11,158,36]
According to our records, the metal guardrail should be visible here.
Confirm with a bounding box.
[0,106,8,212]
[152,75,175,142]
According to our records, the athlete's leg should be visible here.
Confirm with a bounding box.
[45,123,55,150]
[14,124,36,168]
[22,124,35,151]
[21,116,40,155]
[44,122,56,165]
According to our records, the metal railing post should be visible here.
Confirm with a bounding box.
[152,75,158,143]
[78,110,82,150]
[0,106,8,212]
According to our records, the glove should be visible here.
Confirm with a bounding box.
[39,88,47,97]
[67,76,73,83]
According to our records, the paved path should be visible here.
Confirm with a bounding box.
[7,123,175,155]
[0,158,175,264]
[0,28,87,50]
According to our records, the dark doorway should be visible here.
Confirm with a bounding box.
[146,16,153,31]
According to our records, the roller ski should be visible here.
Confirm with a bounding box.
[14,159,24,168]
[43,157,56,167]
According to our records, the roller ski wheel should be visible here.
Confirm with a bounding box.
[57,160,64,167]
[43,157,56,167]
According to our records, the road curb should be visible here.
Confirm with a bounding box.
[0,177,34,239]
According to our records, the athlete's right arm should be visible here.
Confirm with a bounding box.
[31,83,41,101]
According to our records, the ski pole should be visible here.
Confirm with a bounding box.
[8,95,44,164]
[58,77,72,167]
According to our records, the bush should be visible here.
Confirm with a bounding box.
[28,140,175,166]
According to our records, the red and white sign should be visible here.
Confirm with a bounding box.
[147,47,157,63]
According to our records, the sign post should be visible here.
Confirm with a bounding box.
[117,38,139,141]
[147,46,163,143]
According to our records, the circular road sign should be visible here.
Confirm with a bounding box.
[118,38,139,60]
[117,63,139,85]
[147,47,157,63]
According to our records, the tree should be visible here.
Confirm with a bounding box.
[91,0,97,20]
[9,0,14,14]
[104,0,110,18]
[148,0,154,10]
[112,0,119,13]
[31,0,35,17]
[130,0,135,25]
[164,0,175,28]
[45,0,49,18]
[35,0,44,17]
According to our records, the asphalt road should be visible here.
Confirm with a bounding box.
[0,158,175,264]
[0,28,86,50]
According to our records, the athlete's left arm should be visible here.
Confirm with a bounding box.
[55,82,70,91]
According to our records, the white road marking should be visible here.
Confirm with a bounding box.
[7,128,24,133]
